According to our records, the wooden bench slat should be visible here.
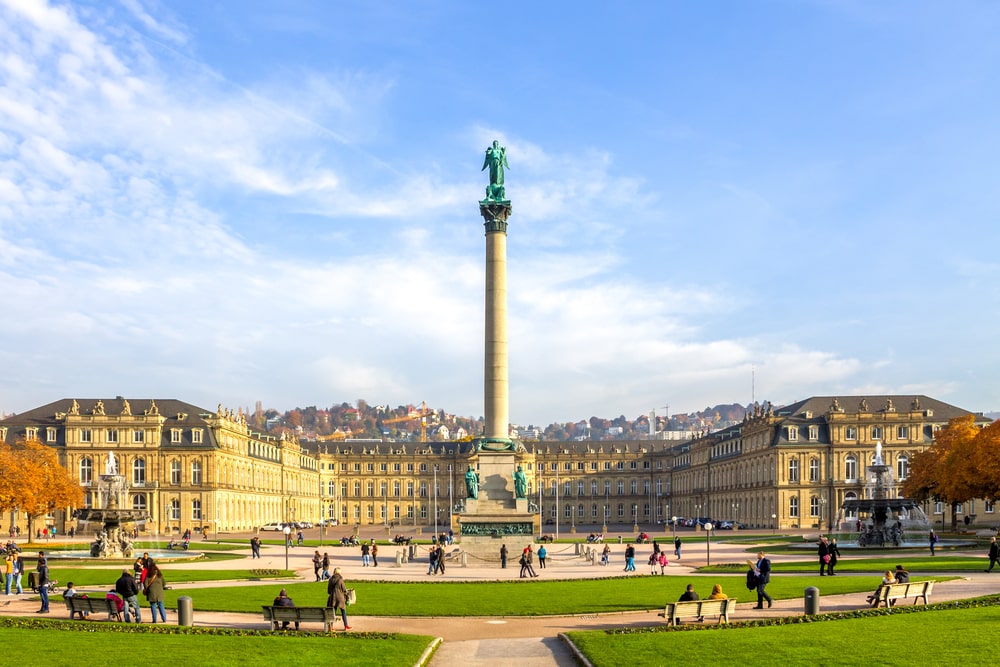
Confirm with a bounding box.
[657,598,736,625]
[875,580,933,607]
[65,596,123,622]
[262,605,337,632]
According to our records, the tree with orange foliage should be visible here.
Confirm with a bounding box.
[903,415,996,531]
[0,438,83,543]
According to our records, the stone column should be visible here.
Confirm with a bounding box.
[480,202,512,441]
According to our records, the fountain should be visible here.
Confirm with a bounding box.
[72,452,149,558]
[837,441,931,547]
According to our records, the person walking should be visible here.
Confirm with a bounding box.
[115,568,142,623]
[435,544,446,575]
[427,546,438,575]
[827,538,842,575]
[817,536,830,576]
[929,530,938,556]
[360,541,370,567]
[658,551,669,575]
[3,551,13,595]
[537,544,547,569]
[250,536,261,559]
[326,567,351,631]
[500,544,508,569]
[624,543,636,572]
[312,550,323,581]
[987,537,1000,572]
[674,535,682,559]
[371,541,379,567]
[321,552,331,580]
[35,553,50,613]
[13,553,23,595]
[144,564,167,623]
[752,551,774,609]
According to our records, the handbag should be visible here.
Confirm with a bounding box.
[345,588,357,606]
[822,554,831,563]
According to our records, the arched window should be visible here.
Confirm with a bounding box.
[192,499,202,520]
[132,458,146,486]
[79,458,93,485]
[131,494,146,511]
[845,456,858,481]
[788,459,800,482]
[897,454,909,480]
[169,498,180,520]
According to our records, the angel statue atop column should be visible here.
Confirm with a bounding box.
[482,140,509,201]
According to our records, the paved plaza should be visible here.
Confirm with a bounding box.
[3,528,1000,666]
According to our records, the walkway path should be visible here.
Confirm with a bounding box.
[4,530,1000,666]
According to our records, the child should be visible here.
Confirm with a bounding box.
[658,551,669,575]
[64,582,89,619]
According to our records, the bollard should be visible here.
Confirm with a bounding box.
[396,551,404,567]
[804,586,820,615]
[409,544,416,561]
[177,596,193,626]
[618,536,623,544]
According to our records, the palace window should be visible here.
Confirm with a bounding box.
[354,463,361,472]
[808,425,819,441]
[565,505,572,518]
[341,482,348,497]
[132,495,146,511]
[80,429,92,443]
[896,455,909,481]
[26,427,37,440]
[407,481,414,497]
[367,482,374,497]
[789,497,799,518]
[380,463,387,472]
[380,482,387,497]
[169,499,180,520]
[132,459,146,486]
[788,459,799,483]
[577,462,585,470]
[787,427,798,441]
[420,463,427,472]
[79,458,93,485]
[590,462,597,470]
[353,482,361,496]
[871,426,883,440]
[192,429,203,444]
[367,463,374,472]
[170,460,181,485]
[133,430,144,443]
[845,456,858,481]
[617,504,625,517]
[590,481,598,496]
[192,461,202,485]
[630,480,638,494]
[617,481,625,495]
[577,481,584,496]
[393,481,401,497]
[192,499,202,521]
[419,482,427,498]
[106,429,118,443]
[845,427,857,441]
[47,427,57,442]
[986,500,995,514]
[564,481,571,496]
[170,429,182,443]
[604,481,611,495]
[934,501,943,514]
[809,497,819,517]
[897,426,909,440]
[809,459,820,482]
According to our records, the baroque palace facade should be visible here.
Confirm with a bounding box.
[0,394,991,536]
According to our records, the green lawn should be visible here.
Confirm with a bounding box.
[0,620,433,667]
[155,574,925,616]
[567,599,1000,667]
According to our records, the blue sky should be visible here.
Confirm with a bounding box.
[1,0,998,426]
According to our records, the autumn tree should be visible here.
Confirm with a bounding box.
[0,438,83,543]
[903,415,991,530]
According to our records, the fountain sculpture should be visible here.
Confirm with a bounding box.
[72,452,149,558]
[838,441,930,547]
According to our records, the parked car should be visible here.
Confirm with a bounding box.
[260,522,284,531]
[297,521,314,529]
[715,520,734,530]
[317,519,339,527]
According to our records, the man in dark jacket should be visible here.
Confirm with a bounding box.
[272,588,299,630]
[678,584,699,602]
[753,551,774,609]
[987,537,1000,572]
[115,569,141,623]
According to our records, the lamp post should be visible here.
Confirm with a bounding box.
[771,513,777,535]
[819,497,827,532]
[732,502,740,531]
[433,465,439,539]
[705,522,714,566]
[282,525,291,571]
[671,515,677,543]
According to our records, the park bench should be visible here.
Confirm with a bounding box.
[873,580,934,608]
[658,598,736,626]
[261,605,337,632]
[65,596,123,622]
